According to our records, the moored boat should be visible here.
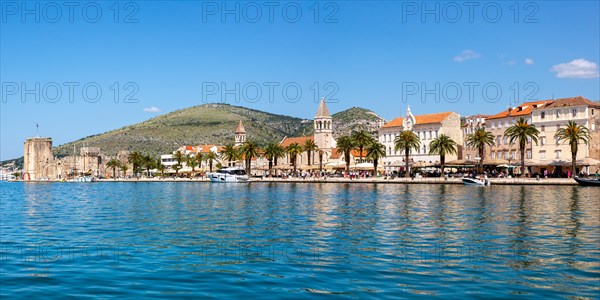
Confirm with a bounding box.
[207,167,249,183]
[574,176,600,187]
[66,175,95,183]
[462,177,491,186]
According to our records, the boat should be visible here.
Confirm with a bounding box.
[67,175,95,182]
[207,167,249,183]
[574,176,600,187]
[462,177,491,186]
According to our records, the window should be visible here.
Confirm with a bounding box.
[526,150,532,159]
[491,122,495,129]
[435,130,438,138]
[592,109,595,116]
[423,145,427,154]
[429,131,432,139]
[388,147,392,155]
[504,121,509,128]
[556,110,560,119]
[541,125,545,132]
[541,137,546,146]
[510,151,516,160]
[503,136,508,145]
[503,151,509,159]
[572,109,577,118]
[555,150,561,159]
[496,136,501,146]
[490,152,495,159]
[541,112,546,119]
[527,136,532,143]
[556,137,560,145]
[466,155,471,160]
[540,151,546,159]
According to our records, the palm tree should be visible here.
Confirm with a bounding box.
[142,154,155,177]
[351,130,372,163]
[156,161,166,178]
[263,143,283,176]
[303,139,319,166]
[187,154,198,176]
[318,149,325,173]
[120,164,129,178]
[173,150,185,176]
[195,152,204,172]
[127,151,142,178]
[504,117,540,176]
[105,158,122,179]
[286,142,303,176]
[221,144,239,167]
[366,141,386,176]
[394,130,421,178]
[466,127,495,174]
[240,140,260,176]
[555,121,590,176]
[205,151,217,173]
[428,134,458,177]
[336,136,356,173]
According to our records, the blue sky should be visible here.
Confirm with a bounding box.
[1,1,599,160]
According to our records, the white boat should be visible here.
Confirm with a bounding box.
[67,175,95,182]
[0,173,16,181]
[462,177,491,186]
[207,167,249,183]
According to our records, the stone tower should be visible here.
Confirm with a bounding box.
[402,105,416,131]
[234,120,246,146]
[314,98,333,149]
[23,137,54,181]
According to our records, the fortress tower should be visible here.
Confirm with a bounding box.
[314,98,333,150]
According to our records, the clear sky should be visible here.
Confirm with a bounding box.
[1,1,599,160]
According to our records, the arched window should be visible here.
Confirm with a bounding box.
[422,145,426,154]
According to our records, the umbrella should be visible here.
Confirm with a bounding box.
[550,160,570,166]
[576,157,600,166]
[482,158,508,165]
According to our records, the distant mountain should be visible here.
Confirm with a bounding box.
[1,104,386,167]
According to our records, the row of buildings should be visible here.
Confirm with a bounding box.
[22,96,600,180]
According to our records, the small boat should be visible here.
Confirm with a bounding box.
[207,167,249,183]
[574,176,600,187]
[67,175,95,183]
[462,177,491,186]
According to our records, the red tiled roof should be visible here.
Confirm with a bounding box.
[382,112,454,128]
[330,148,365,159]
[486,100,552,120]
[330,148,341,159]
[538,96,600,109]
[280,136,313,148]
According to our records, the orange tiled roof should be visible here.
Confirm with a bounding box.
[330,148,341,159]
[538,96,600,109]
[486,100,552,120]
[350,149,366,157]
[382,112,454,128]
[280,136,313,148]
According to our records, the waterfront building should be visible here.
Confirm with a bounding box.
[23,137,57,180]
[378,106,462,173]
[530,96,600,174]
[485,100,552,168]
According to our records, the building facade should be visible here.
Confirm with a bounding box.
[378,107,462,172]
[461,115,487,160]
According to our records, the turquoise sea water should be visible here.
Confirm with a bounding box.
[1,182,599,299]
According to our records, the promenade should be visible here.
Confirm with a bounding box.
[94,177,580,185]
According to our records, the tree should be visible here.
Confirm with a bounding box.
[303,139,319,166]
[351,130,372,163]
[187,154,198,176]
[195,152,204,172]
[205,151,217,173]
[394,130,421,178]
[120,164,129,178]
[105,158,122,179]
[127,151,143,178]
[141,154,155,177]
[336,136,356,173]
[429,134,458,177]
[466,127,495,174]
[318,149,325,173]
[555,121,590,176]
[240,140,260,176]
[156,161,166,178]
[286,142,303,176]
[504,117,540,176]
[263,143,284,176]
[173,150,185,176]
[221,144,239,167]
[366,141,386,176]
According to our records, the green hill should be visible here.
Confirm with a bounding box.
[2,103,386,167]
